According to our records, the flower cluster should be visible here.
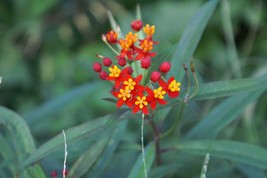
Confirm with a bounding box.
[93,20,181,115]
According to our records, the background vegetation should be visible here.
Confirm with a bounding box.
[0,0,267,177]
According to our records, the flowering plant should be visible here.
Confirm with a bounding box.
[93,20,181,115]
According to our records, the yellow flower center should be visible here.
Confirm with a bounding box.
[168,80,181,92]
[143,24,155,36]
[140,39,153,53]
[135,96,148,109]
[118,89,131,101]
[125,32,138,46]
[119,39,131,51]
[109,65,121,78]
[153,87,166,99]
[124,78,136,90]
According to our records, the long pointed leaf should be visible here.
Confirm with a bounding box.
[68,133,111,177]
[194,74,267,100]
[86,120,128,177]
[168,0,219,81]
[0,107,36,162]
[177,140,267,169]
[24,81,102,124]
[186,88,266,139]
[128,143,155,178]
[24,110,128,166]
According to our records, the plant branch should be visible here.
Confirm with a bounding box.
[148,118,162,165]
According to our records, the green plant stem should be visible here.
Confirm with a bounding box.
[160,102,186,139]
[200,154,210,178]
[141,114,148,178]
[103,41,120,55]
[148,119,162,165]
[183,63,191,102]
[189,70,199,99]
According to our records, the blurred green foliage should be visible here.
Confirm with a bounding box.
[0,0,267,177]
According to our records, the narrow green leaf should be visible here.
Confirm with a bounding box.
[193,74,267,100]
[168,0,219,81]
[24,110,128,166]
[107,10,124,38]
[24,81,102,124]
[186,88,266,139]
[0,107,36,164]
[68,133,111,177]
[149,164,181,178]
[0,134,16,174]
[23,164,46,178]
[86,120,128,177]
[177,140,267,169]
[237,164,267,178]
[128,143,155,178]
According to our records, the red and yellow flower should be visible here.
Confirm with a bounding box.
[93,19,181,115]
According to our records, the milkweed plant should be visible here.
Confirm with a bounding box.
[1,1,267,178]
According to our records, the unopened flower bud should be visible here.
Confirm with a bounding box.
[159,62,171,73]
[106,30,118,44]
[131,20,143,32]
[141,57,151,69]
[125,66,133,75]
[103,57,112,66]
[93,62,102,72]
[118,57,126,66]
[51,171,58,178]
[99,71,108,80]
[150,71,161,82]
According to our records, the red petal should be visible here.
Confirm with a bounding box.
[132,106,140,113]
[126,100,133,108]
[168,91,179,98]
[117,99,124,107]
[114,80,121,89]
[158,99,167,105]
[135,75,143,83]
[149,52,157,57]
[146,87,154,96]
[168,76,175,84]
[150,101,157,110]
[135,53,143,60]
[142,107,149,115]
[112,91,119,97]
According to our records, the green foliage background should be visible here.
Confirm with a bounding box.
[0,0,267,177]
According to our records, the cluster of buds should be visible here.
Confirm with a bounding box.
[93,19,181,115]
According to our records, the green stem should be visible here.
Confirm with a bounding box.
[141,114,148,178]
[189,70,199,100]
[148,119,162,165]
[103,40,120,55]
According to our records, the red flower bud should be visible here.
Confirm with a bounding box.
[51,170,58,177]
[150,71,161,82]
[124,66,133,75]
[159,62,171,73]
[106,30,118,44]
[118,57,126,66]
[93,62,102,72]
[99,71,108,80]
[63,170,69,176]
[141,57,151,69]
[131,20,143,32]
[103,57,112,66]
